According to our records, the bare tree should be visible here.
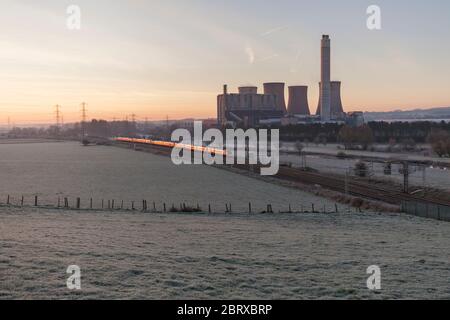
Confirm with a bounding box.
[428,129,450,158]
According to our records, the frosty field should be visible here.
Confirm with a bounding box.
[0,142,347,213]
[1,207,449,299]
[1,141,449,300]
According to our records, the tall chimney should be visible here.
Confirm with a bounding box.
[218,84,228,126]
[223,84,228,111]
[320,35,331,121]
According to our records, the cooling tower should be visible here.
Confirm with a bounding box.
[287,86,310,115]
[263,82,287,113]
[238,86,258,94]
[316,81,344,118]
[320,35,331,121]
[330,81,344,116]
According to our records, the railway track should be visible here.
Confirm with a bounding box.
[275,166,450,206]
[115,140,450,207]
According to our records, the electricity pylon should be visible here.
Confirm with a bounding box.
[81,102,88,123]
[81,102,88,139]
[55,105,62,128]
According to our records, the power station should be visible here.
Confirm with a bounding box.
[217,35,360,127]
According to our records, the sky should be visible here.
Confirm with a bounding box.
[1,0,450,124]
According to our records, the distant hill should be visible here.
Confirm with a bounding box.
[364,107,450,121]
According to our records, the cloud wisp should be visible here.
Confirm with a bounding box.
[260,25,288,37]
[245,45,255,64]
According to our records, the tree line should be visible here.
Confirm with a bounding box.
[276,121,450,144]
[5,120,138,140]
[272,121,450,157]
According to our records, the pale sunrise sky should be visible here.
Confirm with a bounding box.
[1,0,450,124]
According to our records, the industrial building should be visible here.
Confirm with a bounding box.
[217,35,363,127]
[217,84,285,127]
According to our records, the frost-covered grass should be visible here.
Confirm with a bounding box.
[0,142,351,213]
[1,141,449,300]
[1,207,449,300]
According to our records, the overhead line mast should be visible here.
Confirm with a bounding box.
[55,105,62,128]
[81,102,88,140]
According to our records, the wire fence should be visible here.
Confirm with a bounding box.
[401,200,450,222]
[0,194,348,215]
